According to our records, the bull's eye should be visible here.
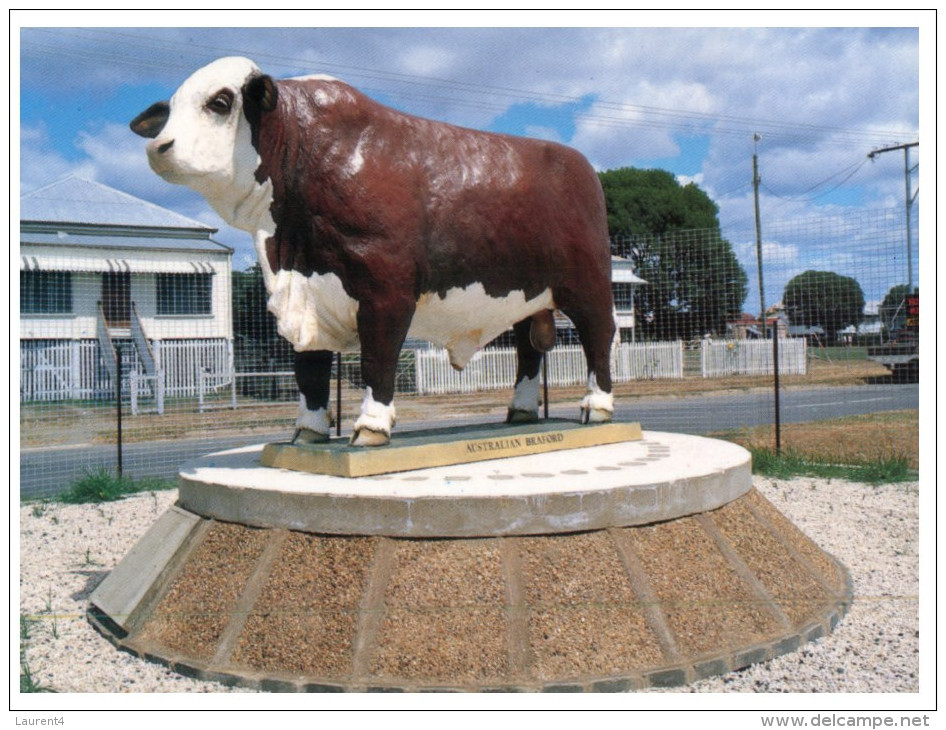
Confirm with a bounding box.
[206,89,234,115]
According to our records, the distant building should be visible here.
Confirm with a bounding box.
[787,324,826,345]
[727,312,789,340]
[838,312,884,345]
[550,256,646,345]
[727,313,761,340]
[611,256,647,343]
[20,176,233,405]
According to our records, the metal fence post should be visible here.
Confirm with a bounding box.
[229,339,237,410]
[198,368,205,413]
[772,325,782,453]
[130,370,139,415]
[115,344,123,477]
[157,368,165,415]
[336,352,342,437]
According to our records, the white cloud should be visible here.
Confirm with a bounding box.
[20,124,96,192]
[523,125,564,144]
[75,123,152,184]
[396,44,458,79]
[17,23,922,276]
[762,240,800,263]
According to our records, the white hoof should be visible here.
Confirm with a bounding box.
[350,427,390,447]
[508,375,541,422]
[506,408,539,424]
[580,385,614,425]
[296,400,333,442]
[293,427,330,444]
[580,406,613,425]
[350,387,396,447]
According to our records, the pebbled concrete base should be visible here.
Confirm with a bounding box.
[89,433,851,692]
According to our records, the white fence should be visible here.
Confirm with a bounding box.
[129,372,165,415]
[197,370,298,412]
[700,338,807,377]
[414,342,684,396]
[20,337,232,403]
[153,339,232,397]
[613,341,684,381]
[21,339,111,401]
[24,338,806,406]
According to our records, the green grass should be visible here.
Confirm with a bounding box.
[749,447,916,484]
[20,660,54,693]
[56,468,176,504]
[810,346,868,362]
[19,615,55,693]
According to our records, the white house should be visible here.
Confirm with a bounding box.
[610,256,647,342]
[555,256,646,344]
[20,176,233,405]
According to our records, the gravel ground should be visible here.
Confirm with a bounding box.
[17,476,919,695]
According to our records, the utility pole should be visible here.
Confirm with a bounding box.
[752,135,765,327]
[753,134,781,454]
[868,141,919,294]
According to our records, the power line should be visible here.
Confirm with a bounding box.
[23,28,913,149]
[760,157,870,203]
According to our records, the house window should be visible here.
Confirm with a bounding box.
[613,283,634,311]
[21,271,73,314]
[157,273,212,315]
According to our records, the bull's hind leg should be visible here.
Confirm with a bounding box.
[507,317,541,423]
[507,310,556,423]
[293,350,335,443]
[563,306,615,425]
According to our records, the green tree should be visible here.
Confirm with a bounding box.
[231,265,294,372]
[783,270,865,344]
[599,167,748,340]
[878,284,917,335]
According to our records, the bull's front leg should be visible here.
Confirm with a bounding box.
[351,296,415,447]
[292,350,335,443]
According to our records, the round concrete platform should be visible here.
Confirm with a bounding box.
[178,432,752,537]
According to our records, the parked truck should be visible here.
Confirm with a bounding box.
[867,294,918,380]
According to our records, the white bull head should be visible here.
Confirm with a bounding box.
[130,56,277,231]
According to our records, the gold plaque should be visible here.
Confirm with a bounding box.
[260,419,643,478]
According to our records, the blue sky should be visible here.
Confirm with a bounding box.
[15,11,927,311]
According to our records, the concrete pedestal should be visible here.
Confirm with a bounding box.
[88,429,851,692]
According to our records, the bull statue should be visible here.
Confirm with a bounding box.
[131,57,615,447]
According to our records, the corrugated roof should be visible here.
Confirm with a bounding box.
[21,176,215,232]
[611,256,647,285]
[21,252,219,274]
[22,230,231,254]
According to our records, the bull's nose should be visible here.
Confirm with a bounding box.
[148,138,174,156]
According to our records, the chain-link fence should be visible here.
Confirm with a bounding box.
[19,206,919,498]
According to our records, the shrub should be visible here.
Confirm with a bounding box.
[749,447,916,485]
[58,469,174,504]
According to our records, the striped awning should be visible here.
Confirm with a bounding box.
[20,255,216,274]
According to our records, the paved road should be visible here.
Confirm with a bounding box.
[612,382,918,433]
[19,383,918,500]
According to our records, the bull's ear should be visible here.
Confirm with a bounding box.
[243,74,278,115]
[130,101,170,138]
